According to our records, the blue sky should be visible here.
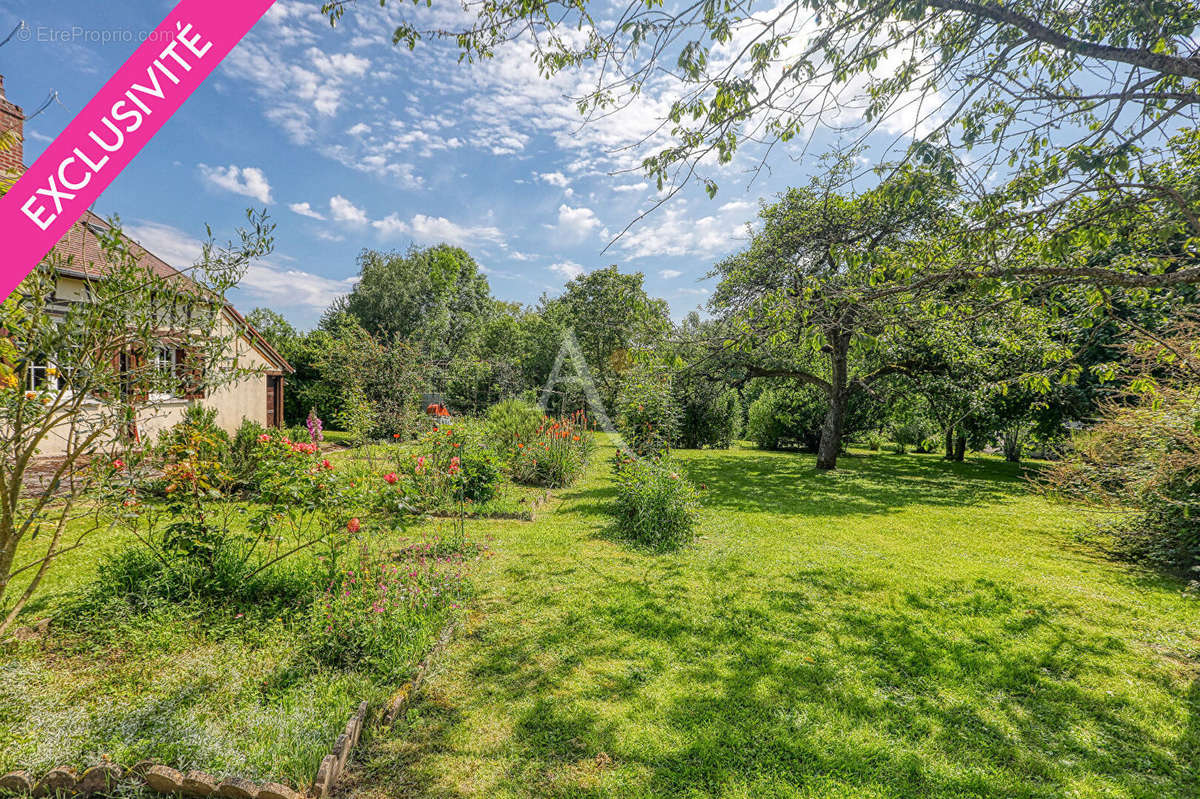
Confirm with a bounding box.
[0,0,906,328]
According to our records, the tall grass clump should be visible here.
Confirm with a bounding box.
[612,457,699,551]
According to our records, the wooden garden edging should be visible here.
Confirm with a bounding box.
[0,623,458,799]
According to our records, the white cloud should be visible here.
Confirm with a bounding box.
[240,262,358,309]
[557,204,602,241]
[615,202,748,260]
[309,49,371,79]
[289,201,326,220]
[410,214,504,246]
[612,182,647,193]
[347,122,371,136]
[536,171,570,187]
[549,260,585,280]
[124,219,354,310]
[329,195,369,225]
[370,212,506,247]
[659,269,683,279]
[718,200,754,214]
[124,221,205,269]
[197,164,273,204]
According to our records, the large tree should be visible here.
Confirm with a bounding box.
[711,162,959,469]
[342,244,494,363]
[540,265,671,408]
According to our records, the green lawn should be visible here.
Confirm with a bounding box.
[345,440,1200,799]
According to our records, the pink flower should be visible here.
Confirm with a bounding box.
[258,433,271,443]
[346,517,361,533]
[384,472,397,484]
[111,459,125,470]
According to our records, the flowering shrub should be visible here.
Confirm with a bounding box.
[251,433,332,506]
[403,424,503,504]
[616,370,680,458]
[306,409,325,444]
[306,542,480,678]
[508,411,596,488]
[612,457,699,550]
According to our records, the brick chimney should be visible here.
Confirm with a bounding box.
[0,74,25,177]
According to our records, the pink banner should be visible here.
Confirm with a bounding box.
[0,0,276,300]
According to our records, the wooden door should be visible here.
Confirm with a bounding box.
[266,375,278,428]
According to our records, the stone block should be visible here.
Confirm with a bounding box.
[143,765,185,794]
[76,764,123,795]
[33,767,77,797]
[181,771,220,797]
[256,783,299,799]
[0,772,34,795]
[215,777,258,799]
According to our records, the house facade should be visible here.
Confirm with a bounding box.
[2,74,292,452]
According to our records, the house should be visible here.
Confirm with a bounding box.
[1,74,293,451]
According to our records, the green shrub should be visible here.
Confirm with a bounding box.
[612,457,700,551]
[454,449,503,503]
[890,421,928,454]
[1044,388,1200,573]
[485,397,543,453]
[157,404,231,463]
[746,387,826,451]
[228,417,270,489]
[616,369,679,458]
[395,422,505,507]
[675,379,742,449]
[78,535,310,614]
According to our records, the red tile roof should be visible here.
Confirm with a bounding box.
[52,211,294,374]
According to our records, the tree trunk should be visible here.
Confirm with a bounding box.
[816,332,851,471]
[944,427,955,460]
[953,432,966,461]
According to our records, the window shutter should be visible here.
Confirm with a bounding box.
[179,347,205,399]
[130,347,149,403]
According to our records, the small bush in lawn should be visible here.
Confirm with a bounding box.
[306,543,477,679]
[509,412,596,487]
[612,457,699,550]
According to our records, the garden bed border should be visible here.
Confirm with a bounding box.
[0,622,458,799]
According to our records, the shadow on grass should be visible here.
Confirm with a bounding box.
[358,561,1198,799]
[678,449,1035,518]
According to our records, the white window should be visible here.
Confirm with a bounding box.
[151,347,181,400]
[27,359,60,392]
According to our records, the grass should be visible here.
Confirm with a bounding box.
[344,439,1200,799]
[0,501,475,787]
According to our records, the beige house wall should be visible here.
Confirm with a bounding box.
[35,278,283,456]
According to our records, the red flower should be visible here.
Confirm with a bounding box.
[322,459,333,470]
[448,456,461,476]
[346,518,361,533]
[258,433,271,443]
[384,472,397,484]
[112,459,125,470]
[393,433,401,439]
